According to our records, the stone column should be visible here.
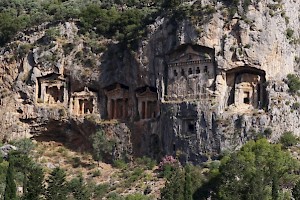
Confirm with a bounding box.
[123,99,126,119]
[74,98,79,115]
[41,84,46,103]
[137,98,142,119]
[81,101,85,115]
[107,99,111,119]
[114,99,117,119]
[145,101,148,119]
[260,82,264,109]
[63,84,68,105]
[69,97,73,114]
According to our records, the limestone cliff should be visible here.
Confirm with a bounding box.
[1,0,300,163]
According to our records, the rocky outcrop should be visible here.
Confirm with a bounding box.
[0,0,300,164]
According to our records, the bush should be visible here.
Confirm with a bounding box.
[263,128,273,138]
[11,138,35,154]
[125,193,150,200]
[292,102,300,110]
[71,157,81,168]
[136,156,156,170]
[292,180,300,199]
[113,159,127,169]
[286,28,294,40]
[91,169,101,177]
[158,155,179,171]
[280,131,298,148]
[93,183,109,199]
[90,129,116,163]
[158,156,180,179]
[287,74,300,94]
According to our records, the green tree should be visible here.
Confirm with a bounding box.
[160,163,203,200]
[68,176,90,200]
[9,151,32,195]
[11,138,35,154]
[162,0,181,10]
[216,139,299,200]
[45,167,68,200]
[280,131,298,148]
[293,180,300,200]
[91,129,115,163]
[287,74,300,94]
[160,167,185,200]
[4,162,16,200]
[184,165,192,200]
[23,165,45,200]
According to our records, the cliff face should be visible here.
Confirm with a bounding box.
[1,0,300,163]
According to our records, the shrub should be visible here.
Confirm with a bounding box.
[91,169,101,177]
[292,102,300,110]
[90,129,116,163]
[45,27,60,41]
[93,183,109,198]
[71,157,81,168]
[11,138,35,154]
[62,43,75,55]
[113,159,127,169]
[286,28,294,40]
[136,156,156,170]
[280,131,298,148]
[292,180,300,200]
[125,193,150,200]
[287,74,300,94]
[158,155,180,178]
[263,128,272,138]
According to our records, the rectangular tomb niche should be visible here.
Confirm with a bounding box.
[36,74,68,105]
[136,86,159,120]
[104,83,130,120]
[226,67,266,109]
[70,87,98,116]
[165,45,215,101]
[182,119,197,134]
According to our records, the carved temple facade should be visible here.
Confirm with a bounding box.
[36,74,68,105]
[166,45,215,101]
[136,87,159,119]
[70,87,98,115]
[226,67,266,109]
[105,84,130,120]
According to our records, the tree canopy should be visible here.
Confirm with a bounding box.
[216,139,299,200]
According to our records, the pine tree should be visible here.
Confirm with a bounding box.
[45,167,68,200]
[23,165,45,200]
[4,162,16,200]
[184,165,193,200]
[68,176,90,200]
[292,180,300,200]
[160,168,184,200]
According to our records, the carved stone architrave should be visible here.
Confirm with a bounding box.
[136,87,159,119]
[166,45,215,101]
[36,74,68,106]
[70,87,98,116]
[105,84,129,120]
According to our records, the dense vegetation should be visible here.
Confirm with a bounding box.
[0,0,256,48]
[161,138,300,200]
[2,135,299,199]
[0,0,164,47]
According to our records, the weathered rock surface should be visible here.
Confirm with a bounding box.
[1,0,300,163]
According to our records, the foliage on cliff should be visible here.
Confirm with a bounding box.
[0,0,264,47]
[0,0,161,46]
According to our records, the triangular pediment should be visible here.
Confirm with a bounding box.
[169,45,211,63]
[136,87,157,98]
